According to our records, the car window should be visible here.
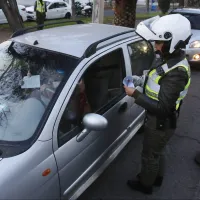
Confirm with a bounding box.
[0,41,78,144]
[58,2,67,8]
[58,49,126,147]
[49,3,57,9]
[128,40,154,76]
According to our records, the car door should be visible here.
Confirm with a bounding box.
[57,2,68,18]
[47,3,59,19]
[124,39,155,124]
[53,47,133,199]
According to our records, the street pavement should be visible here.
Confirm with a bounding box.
[78,68,200,200]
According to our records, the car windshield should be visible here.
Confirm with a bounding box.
[0,41,78,143]
[171,12,200,30]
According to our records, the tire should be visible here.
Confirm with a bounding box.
[65,12,71,19]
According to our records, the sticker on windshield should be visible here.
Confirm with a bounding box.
[21,75,41,89]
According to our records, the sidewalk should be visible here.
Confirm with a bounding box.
[0,28,11,43]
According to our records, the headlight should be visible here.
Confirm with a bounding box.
[190,41,200,48]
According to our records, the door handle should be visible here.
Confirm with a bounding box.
[118,102,128,113]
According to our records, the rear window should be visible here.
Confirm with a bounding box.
[170,12,200,30]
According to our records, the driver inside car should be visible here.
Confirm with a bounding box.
[27,67,65,107]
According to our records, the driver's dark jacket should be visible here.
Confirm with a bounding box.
[132,50,189,119]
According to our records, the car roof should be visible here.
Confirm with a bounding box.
[10,23,136,58]
[171,8,200,14]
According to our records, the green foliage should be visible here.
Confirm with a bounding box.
[158,0,171,14]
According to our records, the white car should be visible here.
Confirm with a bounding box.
[0,5,27,24]
[26,0,72,21]
[170,8,200,66]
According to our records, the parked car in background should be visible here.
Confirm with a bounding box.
[26,0,72,21]
[0,5,27,24]
[0,21,155,199]
[169,8,200,66]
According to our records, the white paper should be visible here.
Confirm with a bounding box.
[21,75,41,89]
[123,76,135,88]
[127,81,135,88]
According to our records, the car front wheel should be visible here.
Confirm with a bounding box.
[65,12,71,19]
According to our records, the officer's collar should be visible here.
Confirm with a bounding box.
[164,50,186,68]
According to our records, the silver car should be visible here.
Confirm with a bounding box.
[0,22,155,199]
[169,8,200,66]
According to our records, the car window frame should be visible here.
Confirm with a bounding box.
[58,2,67,8]
[48,3,57,9]
[53,47,127,149]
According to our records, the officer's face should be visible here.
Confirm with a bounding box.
[155,41,164,52]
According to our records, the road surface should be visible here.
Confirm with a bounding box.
[78,68,200,200]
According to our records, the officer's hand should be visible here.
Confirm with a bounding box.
[124,86,135,97]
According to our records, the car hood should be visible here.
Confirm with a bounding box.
[26,6,34,12]
[18,5,25,9]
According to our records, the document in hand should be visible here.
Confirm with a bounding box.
[123,76,135,88]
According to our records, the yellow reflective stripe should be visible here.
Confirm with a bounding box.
[185,78,191,89]
[149,69,156,77]
[145,85,159,101]
[37,0,45,13]
[146,62,191,110]
[146,92,159,101]
[155,75,161,84]
[176,103,180,110]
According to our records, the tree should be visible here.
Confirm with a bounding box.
[188,0,200,7]
[0,0,24,32]
[179,0,184,7]
[113,0,138,28]
[158,0,171,15]
[71,0,76,19]
[146,0,150,13]
[179,0,200,7]
[184,0,188,6]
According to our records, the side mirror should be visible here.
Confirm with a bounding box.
[76,113,108,142]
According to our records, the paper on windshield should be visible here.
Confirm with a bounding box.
[21,75,41,89]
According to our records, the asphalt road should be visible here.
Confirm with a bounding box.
[78,68,200,200]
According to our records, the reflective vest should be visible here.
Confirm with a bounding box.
[145,58,191,110]
[36,0,45,13]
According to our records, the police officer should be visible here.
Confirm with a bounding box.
[124,14,192,194]
[34,0,47,30]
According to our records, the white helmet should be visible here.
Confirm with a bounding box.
[135,14,192,54]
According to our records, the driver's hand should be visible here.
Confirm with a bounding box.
[40,84,48,92]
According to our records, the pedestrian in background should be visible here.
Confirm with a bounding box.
[34,0,47,30]
[124,14,191,194]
